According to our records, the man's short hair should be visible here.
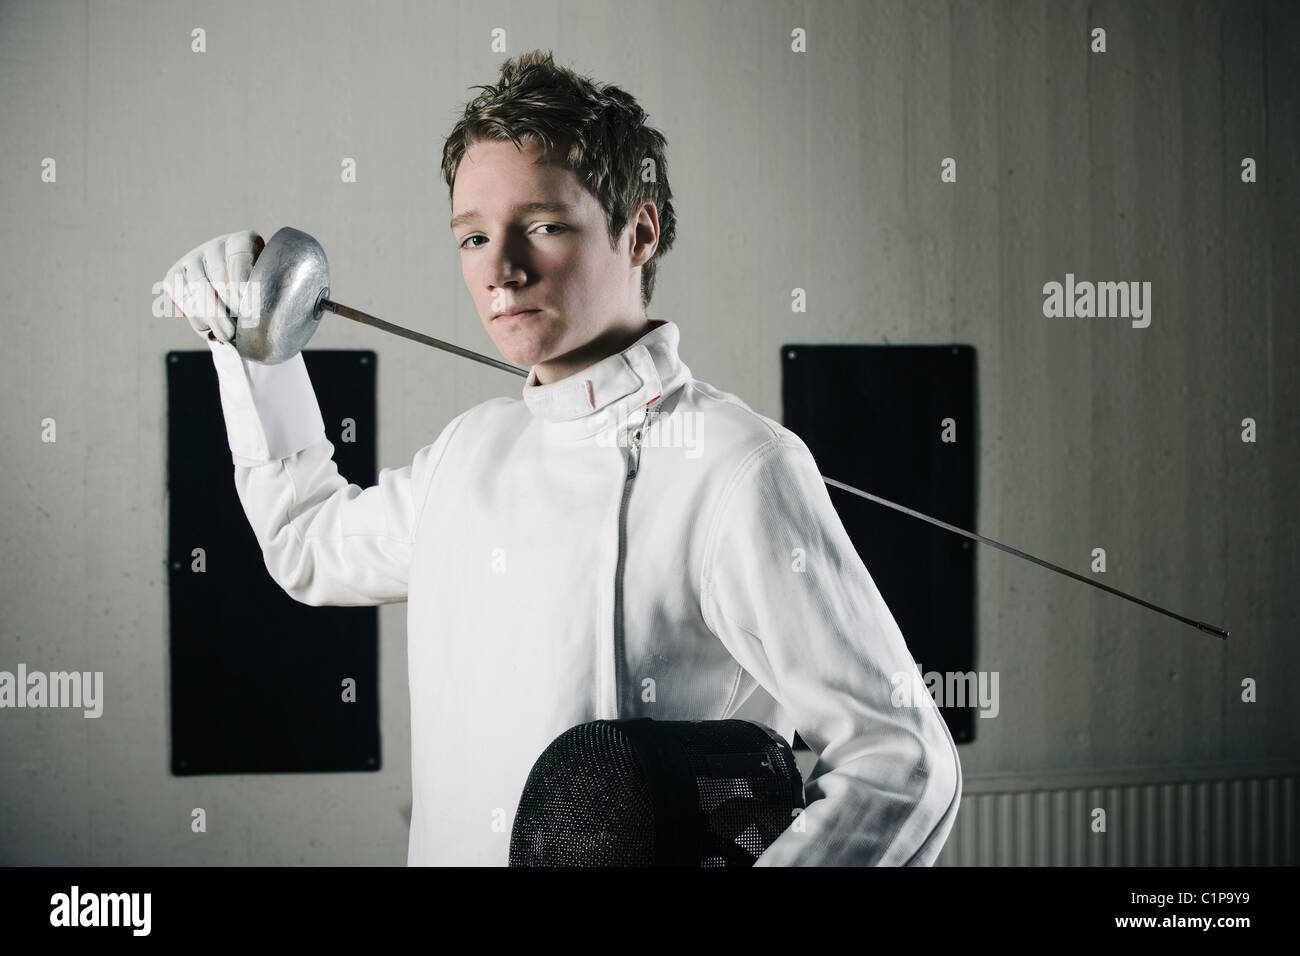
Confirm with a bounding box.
[441,49,677,309]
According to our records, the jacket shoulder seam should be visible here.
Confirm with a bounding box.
[685,380,785,443]
[410,406,478,546]
[699,434,803,624]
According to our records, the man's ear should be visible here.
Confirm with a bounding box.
[630,201,660,266]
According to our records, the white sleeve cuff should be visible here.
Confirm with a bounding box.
[206,338,327,464]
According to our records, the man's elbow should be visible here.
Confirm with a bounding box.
[905,722,963,866]
[259,543,328,607]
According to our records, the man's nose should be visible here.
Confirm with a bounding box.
[486,234,533,285]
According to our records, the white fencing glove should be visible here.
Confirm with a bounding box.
[162,230,265,345]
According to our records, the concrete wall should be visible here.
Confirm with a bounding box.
[0,0,1295,864]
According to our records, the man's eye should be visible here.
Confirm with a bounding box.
[460,225,565,250]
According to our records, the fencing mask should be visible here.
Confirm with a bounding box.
[509,717,806,867]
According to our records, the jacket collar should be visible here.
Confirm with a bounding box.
[521,319,692,441]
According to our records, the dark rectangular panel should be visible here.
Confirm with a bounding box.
[166,350,380,774]
[782,344,977,743]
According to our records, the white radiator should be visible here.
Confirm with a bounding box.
[934,758,1300,866]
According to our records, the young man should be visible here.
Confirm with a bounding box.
[164,50,961,866]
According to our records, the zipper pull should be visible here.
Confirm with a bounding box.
[627,426,642,478]
[625,406,656,479]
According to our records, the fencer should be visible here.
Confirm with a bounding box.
[162,50,962,866]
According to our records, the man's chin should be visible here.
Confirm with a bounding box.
[500,346,552,376]
[484,334,536,368]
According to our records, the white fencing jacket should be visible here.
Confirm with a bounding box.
[205,318,962,866]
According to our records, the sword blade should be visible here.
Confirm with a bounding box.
[314,298,1229,640]
[822,477,1228,639]
[321,299,530,377]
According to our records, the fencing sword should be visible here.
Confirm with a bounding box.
[235,226,1230,640]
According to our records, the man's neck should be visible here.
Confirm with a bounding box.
[532,318,658,386]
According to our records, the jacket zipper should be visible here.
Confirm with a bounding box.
[611,402,658,718]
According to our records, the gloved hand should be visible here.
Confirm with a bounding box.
[162,230,265,345]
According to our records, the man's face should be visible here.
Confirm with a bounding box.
[450,138,655,385]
